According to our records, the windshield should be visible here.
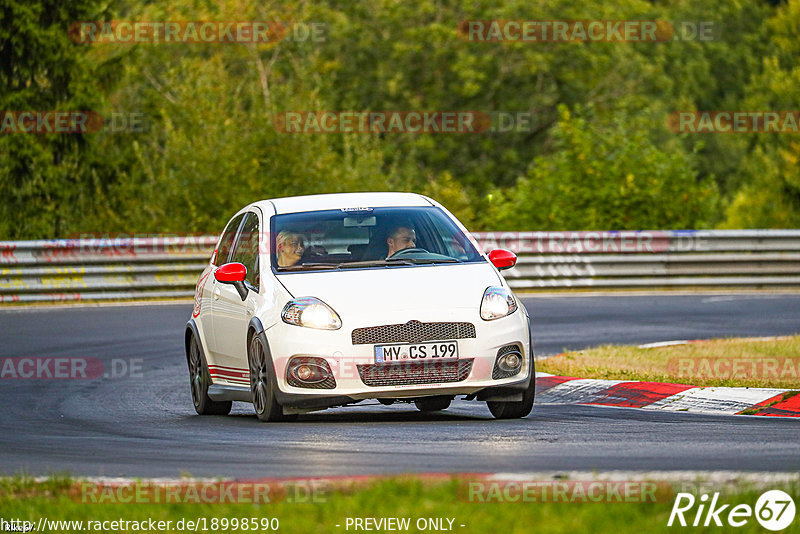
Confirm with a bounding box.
[271,206,484,272]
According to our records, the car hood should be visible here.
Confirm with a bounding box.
[276,262,502,313]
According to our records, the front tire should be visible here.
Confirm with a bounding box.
[187,334,232,415]
[248,334,294,422]
[487,358,535,419]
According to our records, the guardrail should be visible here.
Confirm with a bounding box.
[0,236,215,303]
[1,230,799,302]
[471,230,800,289]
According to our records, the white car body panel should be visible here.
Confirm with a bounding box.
[277,262,503,312]
[188,192,534,415]
[265,192,430,215]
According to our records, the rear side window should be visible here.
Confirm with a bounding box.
[230,212,260,290]
[214,213,244,265]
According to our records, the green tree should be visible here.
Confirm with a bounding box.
[484,105,717,230]
[722,0,800,228]
[0,0,115,237]
[0,0,791,238]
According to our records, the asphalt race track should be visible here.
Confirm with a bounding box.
[1,294,798,478]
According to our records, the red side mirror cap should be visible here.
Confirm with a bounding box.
[488,249,517,270]
[214,262,247,283]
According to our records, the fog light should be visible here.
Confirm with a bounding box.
[286,357,336,389]
[493,346,524,379]
[296,365,313,381]
[500,352,521,371]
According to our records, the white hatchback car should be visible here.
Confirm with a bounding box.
[185,192,535,421]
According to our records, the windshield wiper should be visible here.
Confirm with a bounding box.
[337,259,414,268]
[277,260,415,271]
[277,263,341,271]
[385,257,459,264]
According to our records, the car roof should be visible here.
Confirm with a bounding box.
[252,192,434,215]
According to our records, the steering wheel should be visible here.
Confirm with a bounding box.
[388,247,429,258]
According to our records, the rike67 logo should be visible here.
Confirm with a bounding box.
[668,490,796,531]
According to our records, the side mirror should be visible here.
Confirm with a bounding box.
[488,249,517,271]
[214,262,248,301]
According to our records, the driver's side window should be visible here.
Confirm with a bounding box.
[230,212,260,291]
[214,213,245,266]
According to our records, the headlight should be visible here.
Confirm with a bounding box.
[480,286,518,321]
[281,297,342,330]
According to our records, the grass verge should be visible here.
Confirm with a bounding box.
[1,475,799,533]
[538,336,800,388]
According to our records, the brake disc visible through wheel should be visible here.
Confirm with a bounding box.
[248,335,295,422]
[187,334,232,416]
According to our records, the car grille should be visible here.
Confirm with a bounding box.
[357,359,474,387]
[289,376,337,389]
[351,321,476,345]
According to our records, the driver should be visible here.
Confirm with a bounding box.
[386,225,416,258]
[276,230,306,267]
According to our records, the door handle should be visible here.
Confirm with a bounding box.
[213,287,221,300]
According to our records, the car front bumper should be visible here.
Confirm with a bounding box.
[258,306,533,411]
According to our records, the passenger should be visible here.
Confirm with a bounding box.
[386,225,417,258]
[276,230,306,267]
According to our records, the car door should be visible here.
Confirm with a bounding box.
[211,211,261,373]
[202,212,244,361]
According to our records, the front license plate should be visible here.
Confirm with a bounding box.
[374,341,459,363]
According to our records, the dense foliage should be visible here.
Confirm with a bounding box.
[1,0,798,238]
